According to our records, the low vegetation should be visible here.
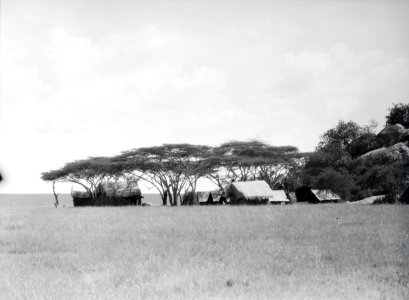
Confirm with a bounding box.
[0,202,408,299]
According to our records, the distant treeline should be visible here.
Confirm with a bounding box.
[42,103,409,205]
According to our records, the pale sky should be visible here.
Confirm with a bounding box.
[0,0,408,193]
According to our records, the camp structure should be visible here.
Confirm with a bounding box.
[287,192,297,203]
[197,190,228,205]
[399,187,409,204]
[71,190,93,206]
[352,195,386,205]
[311,190,341,203]
[226,180,275,205]
[96,181,143,206]
[269,190,290,204]
[181,189,228,205]
[71,181,143,207]
[295,186,341,203]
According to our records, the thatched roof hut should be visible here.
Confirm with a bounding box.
[97,181,141,198]
[226,180,274,205]
[71,189,93,206]
[71,181,143,207]
[95,181,143,206]
[295,186,341,203]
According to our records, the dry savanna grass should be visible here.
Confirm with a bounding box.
[0,200,408,299]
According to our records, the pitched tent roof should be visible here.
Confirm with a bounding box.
[197,191,210,203]
[228,180,275,200]
[311,190,341,202]
[269,190,289,202]
[97,181,141,198]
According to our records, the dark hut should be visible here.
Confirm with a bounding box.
[71,181,143,207]
[399,187,409,204]
[295,186,341,203]
[71,190,93,206]
[182,191,197,205]
[95,181,143,206]
[226,180,274,205]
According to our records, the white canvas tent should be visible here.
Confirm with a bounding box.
[311,190,341,202]
[269,190,290,204]
[197,190,225,205]
[352,195,386,205]
[226,180,275,204]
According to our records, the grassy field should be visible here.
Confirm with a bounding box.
[0,199,408,299]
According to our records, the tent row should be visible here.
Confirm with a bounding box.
[186,181,342,206]
[71,179,344,207]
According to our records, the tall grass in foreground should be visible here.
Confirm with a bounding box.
[0,203,408,299]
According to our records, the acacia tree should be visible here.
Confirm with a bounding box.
[41,141,302,206]
[205,142,263,190]
[113,144,213,206]
[41,157,123,203]
[206,141,301,191]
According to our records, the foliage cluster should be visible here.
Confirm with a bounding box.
[299,103,409,201]
[386,102,409,128]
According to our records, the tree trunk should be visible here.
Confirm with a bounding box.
[168,188,178,206]
[52,181,59,208]
[172,189,179,206]
[168,192,174,206]
[162,190,168,206]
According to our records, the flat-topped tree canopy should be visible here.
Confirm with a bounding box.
[113,144,215,206]
[120,144,212,162]
[214,140,298,162]
[42,156,127,198]
[42,156,123,182]
[208,140,302,191]
[42,141,302,206]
